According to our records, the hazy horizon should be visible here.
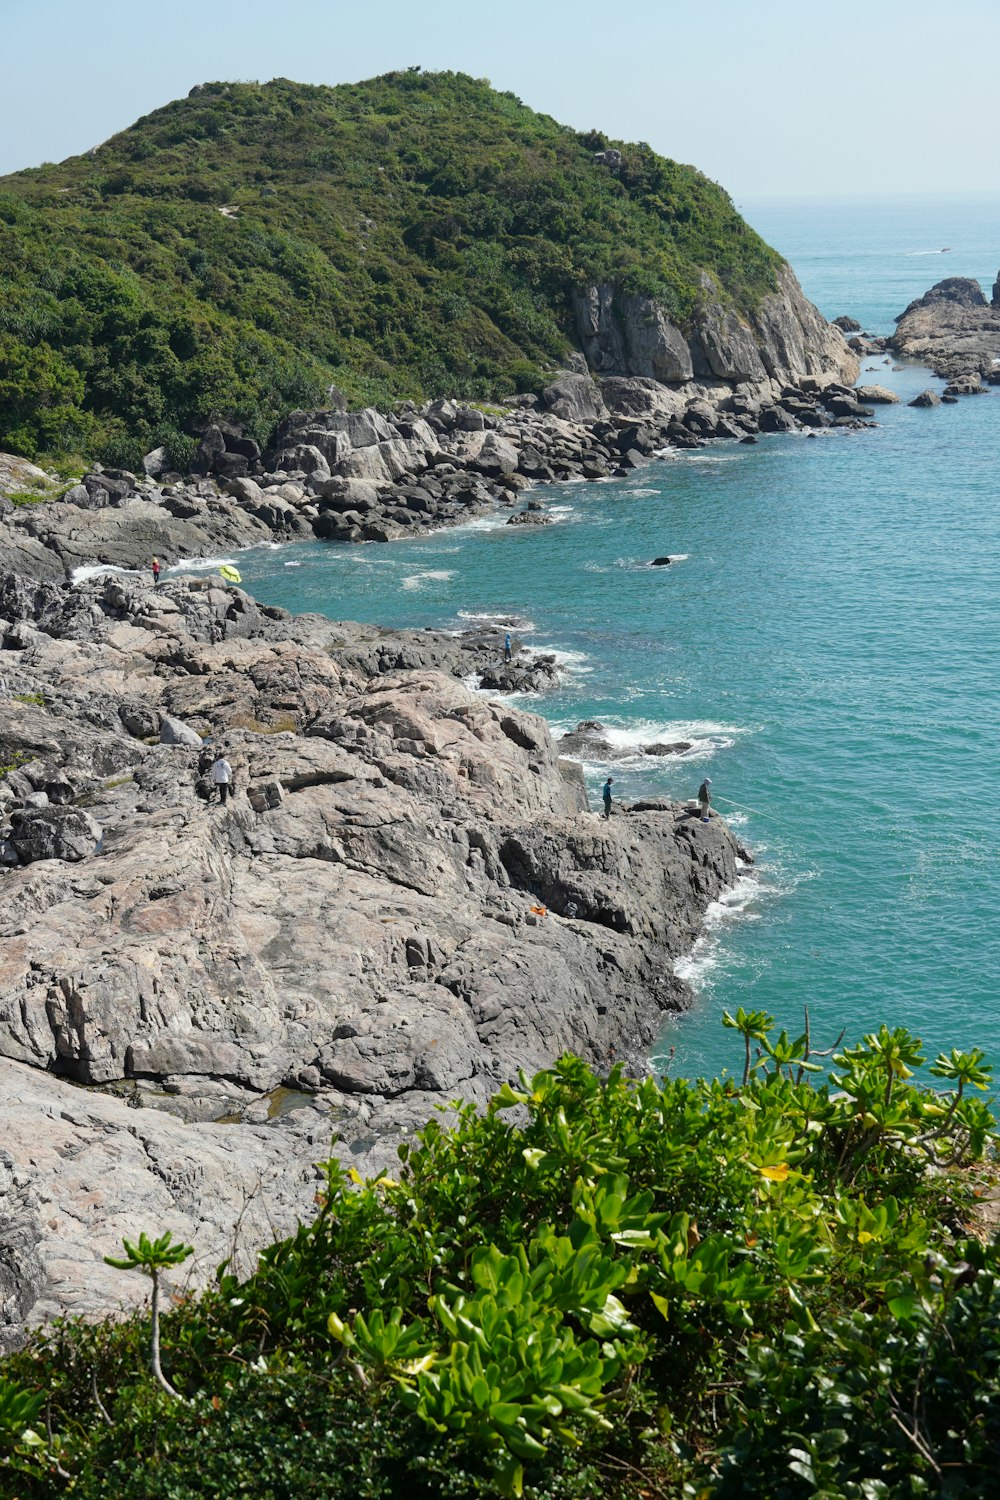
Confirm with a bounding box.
[4,0,1000,198]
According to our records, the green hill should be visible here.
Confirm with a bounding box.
[0,70,782,466]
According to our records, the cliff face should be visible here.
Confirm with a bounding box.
[576,264,858,392]
[0,574,746,1344]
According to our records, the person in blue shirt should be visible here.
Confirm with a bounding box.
[602,777,613,818]
[503,630,512,663]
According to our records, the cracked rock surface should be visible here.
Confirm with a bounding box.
[0,573,747,1346]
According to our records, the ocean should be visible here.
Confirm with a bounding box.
[202,193,1000,1083]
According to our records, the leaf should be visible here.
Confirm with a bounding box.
[759,1163,790,1182]
[649,1290,671,1323]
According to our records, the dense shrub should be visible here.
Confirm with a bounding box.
[5,1019,995,1497]
[0,70,783,463]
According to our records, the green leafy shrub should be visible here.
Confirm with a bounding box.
[5,1019,996,1499]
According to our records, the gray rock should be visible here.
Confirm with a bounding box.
[142,446,170,478]
[855,385,900,404]
[471,432,519,477]
[542,372,609,423]
[575,285,694,383]
[159,714,203,748]
[9,806,102,863]
[891,278,1000,378]
[910,389,942,408]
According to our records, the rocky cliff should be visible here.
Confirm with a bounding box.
[0,573,747,1348]
[575,264,855,392]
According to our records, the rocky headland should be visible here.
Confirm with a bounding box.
[0,568,750,1350]
[890,275,1000,381]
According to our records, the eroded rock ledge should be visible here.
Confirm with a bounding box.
[0,574,747,1347]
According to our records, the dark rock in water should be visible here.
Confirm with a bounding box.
[479,654,560,693]
[941,394,959,403]
[833,315,862,332]
[943,374,988,396]
[651,556,673,566]
[506,510,553,526]
[558,719,691,761]
[910,389,942,408]
[740,434,758,444]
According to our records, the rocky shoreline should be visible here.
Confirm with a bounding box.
[0,283,860,1348]
[0,570,749,1349]
[1,342,868,584]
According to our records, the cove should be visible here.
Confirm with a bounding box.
[227,196,1000,1082]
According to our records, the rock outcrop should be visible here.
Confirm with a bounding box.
[574,264,858,393]
[0,573,748,1345]
[890,276,1000,379]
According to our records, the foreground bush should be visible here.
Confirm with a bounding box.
[2,1019,998,1498]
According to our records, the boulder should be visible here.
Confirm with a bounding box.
[909,390,942,408]
[542,372,608,423]
[855,385,899,404]
[9,806,102,863]
[275,444,330,476]
[159,714,203,748]
[833,316,862,332]
[141,446,170,478]
[470,433,519,477]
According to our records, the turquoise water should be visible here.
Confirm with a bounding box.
[210,195,1000,1082]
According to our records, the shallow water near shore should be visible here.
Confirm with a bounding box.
[224,194,1000,1083]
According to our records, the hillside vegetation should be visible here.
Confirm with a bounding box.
[0,70,782,465]
[3,1017,999,1499]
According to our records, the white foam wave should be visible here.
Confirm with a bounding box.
[457,611,537,632]
[284,560,303,568]
[558,717,745,764]
[70,563,137,585]
[450,513,509,533]
[166,556,239,573]
[673,871,770,987]
[401,569,455,590]
[530,644,592,674]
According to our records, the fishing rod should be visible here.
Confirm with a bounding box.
[710,792,771,820]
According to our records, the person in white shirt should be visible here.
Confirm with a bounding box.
[211,753,234,804]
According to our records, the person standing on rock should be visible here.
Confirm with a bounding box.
[503,630,512,664]
[698,777,712,823]
[211,751,234,804]
[151,557,161,586]
[602,776,613,819]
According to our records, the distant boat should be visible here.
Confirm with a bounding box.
[941,247,952,253]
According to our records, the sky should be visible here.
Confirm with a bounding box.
[3,0,1000,199]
